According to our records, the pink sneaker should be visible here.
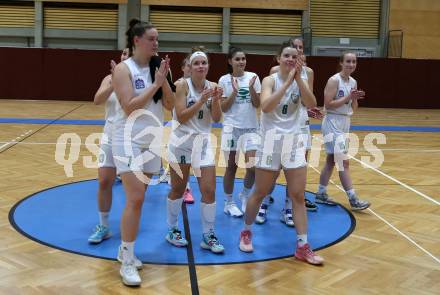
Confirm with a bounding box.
[183,188,194,204]
[239,230,253,252]
[294,243,324,265]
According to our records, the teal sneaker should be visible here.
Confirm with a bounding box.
[88,225,111,244]
[201,230,224,254]
[165,228,188,247]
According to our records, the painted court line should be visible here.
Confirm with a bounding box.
[308,165,440,265]
[350,234,381,244]
[0,130,33,151]
[311,135,440,206]
[348,155,440,206]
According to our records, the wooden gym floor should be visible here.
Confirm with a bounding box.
[0,99,438,294]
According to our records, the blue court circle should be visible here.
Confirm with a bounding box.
[10,177,355,265]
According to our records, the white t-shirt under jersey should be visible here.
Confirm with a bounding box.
[326,73,357,117]
[218,71,261,129]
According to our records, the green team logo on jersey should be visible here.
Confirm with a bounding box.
[237,88,251,104]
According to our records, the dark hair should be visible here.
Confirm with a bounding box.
[181,55,190,68]
[289,36,303,46]
[227,46,245,74]
[340,51,357,63]
[148,55,176,103]
[276,41,294,57]
[191,45,207,54]
[125,19,155,56]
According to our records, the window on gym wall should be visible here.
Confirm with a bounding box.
[0,0,34,47]
[310,0,380,38]
[230,9,301,37]
[43,1,118,49]
[149,6,222,35]
[44,2,118,31]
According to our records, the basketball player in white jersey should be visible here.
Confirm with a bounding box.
[88,48,129,244]
[112,20,174,286]
[166,47,225,254]
[256,38,318,228]
[239,42,324,265]
[218,47,261,218]
[172,55,195,204]
[315,52,370,211]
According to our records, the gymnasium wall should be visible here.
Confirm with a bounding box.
[0,47,438,109]
[389,0,440,59]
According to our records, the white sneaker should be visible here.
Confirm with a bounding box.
[255,203,268,224]
[117,246,143,270]
[120,262,141,286]
[280,209,295,227]
[239,192,249,213]
[224,201,243,217]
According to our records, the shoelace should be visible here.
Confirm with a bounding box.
[94,225,105,233]
[172,229,183,240]
[124,262,137,275]
[241,231,252,244]
[302,245,315,257]
[208,233,219,246]
[285,209,293,220]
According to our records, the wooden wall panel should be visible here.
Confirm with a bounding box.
[311,0,380,38]
[150,9,222,34]
[44,7,118,30]
[0,5,34,28]
[142,0,307,10]
[231,12,301,36]
[389,0,440,59]
[38,0,127,3]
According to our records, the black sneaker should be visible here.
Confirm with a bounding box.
[305,198,318,211]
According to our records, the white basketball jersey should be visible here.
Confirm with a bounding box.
[260,73,303,134]
[105,92,118,123]
[113,57,164,145]
[298,67,310,127]
[326,73,356,116]
[172,78,212,136]
[218,71,261,129]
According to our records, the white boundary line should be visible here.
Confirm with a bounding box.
[0,130,33,151]
[311,135,440,206]
[348,155,440,206]
[308,165,440,264]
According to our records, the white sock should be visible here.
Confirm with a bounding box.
[297,234,308,247]
[346,189,356,200]
[244,223,252,231]
[317,184,327,194]
[241,186,251,196]
[121,241,135,263]
[186,182,191,190]
[201,202,216,234]
[99,211,109,227]
[262,195,271,205]
[224,193,233,203]
[284,197,292,210]
[167,198,183,229]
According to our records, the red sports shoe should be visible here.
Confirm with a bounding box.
[294,243,324,265]
[239,230,253,252]
[183,188,194,204]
